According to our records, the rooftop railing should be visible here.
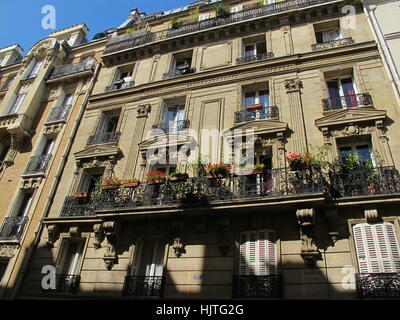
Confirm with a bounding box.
[104,0,342,55]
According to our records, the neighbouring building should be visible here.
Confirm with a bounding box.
[3,0,400,300]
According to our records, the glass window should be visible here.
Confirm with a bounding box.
[9,93,26,114]
[28,59,44,78]
[60,241,84,275]
[0,261,8,283]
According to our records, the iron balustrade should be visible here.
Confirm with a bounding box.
[122,276,164,297]
[322,93,373,111]
[233,275,283,299]
[356,273,400,298]
[24,154,52,175]
[42,274,81,294]
[330,166,400,198]
[60,196,96,217]
[162,67,196,80]
[94,167,324,212]
[234,106,279,123]
[105,80,134,92]
[236,52,274,65]
[48,58,96,81]
[103,0,342,55]
[0,216,29,240]
[87,131,121,145]
[46,105,72,123]
[152,120,190,133]
[312,37,354,51]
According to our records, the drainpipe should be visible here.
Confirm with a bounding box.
[362,1,400,107]
[9,60,102,300]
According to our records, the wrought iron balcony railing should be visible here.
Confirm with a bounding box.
[0,216,29,241]
[322,93,373,111]
[233,275,283,299]
[46,105,72,123]
[93,167,323,213]
[105,80,134,92]
[152,120,190,133]
[122,276,164,297]
[162,67,196,80]
[87,131,121,145]
[330,166,400,198]
[234,106,279,123]
[42,274,81,294]
[48,58,96,81]
[236,52,274,65]
[103,0,341,55]
[60,196,96,217]
[356,273,400,298]
[312,37,355,51]
[24,154,52,175]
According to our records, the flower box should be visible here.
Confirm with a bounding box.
[102,185,119,190]
[245,104,263,111]
[75,192,88,198]
[148,178,165,185]
[169,174,189,183]
[123,181,140,188]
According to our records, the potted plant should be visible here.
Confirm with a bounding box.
[169,172,189,183]
[189,8,200,22]
[215,3,230,18]
[101,177,121,189]
[286,152,312,171]
[75,192,88,198]
[122,178,141,188]
[205,162,232,178]
[146,171,166,185]
[170,17,183,29]
[245,103,263,111]
[252,163,266,174]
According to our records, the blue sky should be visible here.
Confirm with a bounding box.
[0,0,186,52]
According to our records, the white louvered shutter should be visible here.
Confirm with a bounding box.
[239,230,277,276]
[353,222,400,273]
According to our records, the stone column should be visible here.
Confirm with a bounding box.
[124,104,152,178]
[285,79,308,154]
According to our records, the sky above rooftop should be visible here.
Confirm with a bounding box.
[0,0,188,53]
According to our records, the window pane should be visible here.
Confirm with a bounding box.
[356,145,372,163]
[244,45,256,57]
[16,192,33,217]
[244,92,256,106]
[258,90,269,107]
[339,147,352,162]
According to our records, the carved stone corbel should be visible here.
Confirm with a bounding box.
[137,104,152,118]
[102,221,118,270]
[69,227,81,237]
[364,209,379,223]
[4,134,23,166]
[296,208,319,266]
[93,223,104,249]
[46,225,59,248]
[171,221,185,258]
[217,217,230,256]
[325,208,339,245]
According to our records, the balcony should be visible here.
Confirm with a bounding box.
[152,120,190,133]
[162,66,196,80]
[356,273,400,298]
[24,155,52,175]
[330,166,400,198]
[47,58,96,82]
[236,52,274,65]
[46,105,71,124]
[103,0,340,56]
[322,93,373,111]
[122,276,164,297]
[234,106,279,123]
[0,216,29,241]
[92,167,323,213]
[105,80,134,92]
[232,275,283,299]
[42,274,80,294]
[87,131,121,145]
[312,37,355,51]
[60,196,96,217]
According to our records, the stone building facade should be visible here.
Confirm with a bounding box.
[1,0,400,299]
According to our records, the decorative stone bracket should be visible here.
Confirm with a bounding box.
[93,223,104,249]
[216,217,230,256]
[364,209,380,223]
[171,221,185,258]
[46,224,59,248]
[102,221,119,270]
[325,208,339,245]
[296,208,319,267]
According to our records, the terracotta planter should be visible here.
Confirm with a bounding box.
[169,174,189,183]
[75,192,88,198]
[206,173,228,179]
[148,178,165,185]
[368,185,380,195]
[245,104,263,111]
[102,185,119,190]
[123,181,140,188]
[252,168,264,175]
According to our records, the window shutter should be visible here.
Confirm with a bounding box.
[267,231,277,275]
[131,239,142,276]
[354,222,400,273]
[239,232,248,276]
